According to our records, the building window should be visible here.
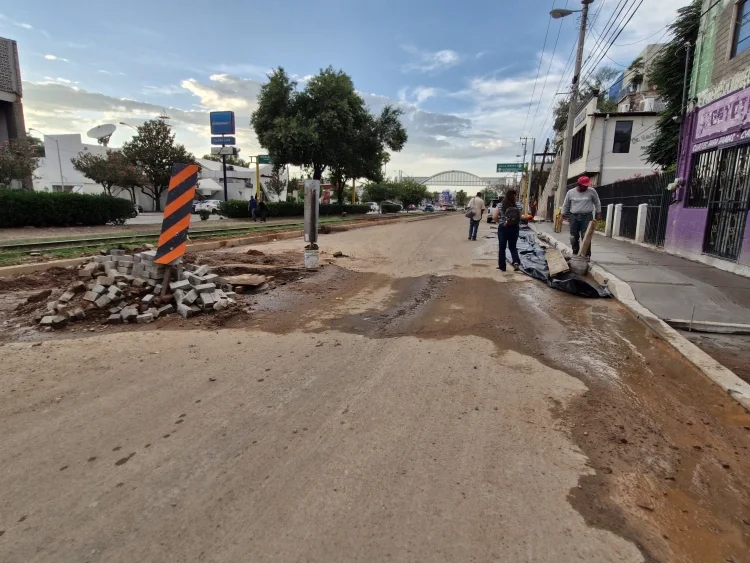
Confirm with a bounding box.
[734,0,750,57]
[570,126,586,163]
[612,121,633,154]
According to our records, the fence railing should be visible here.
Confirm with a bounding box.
[567,172,674,246]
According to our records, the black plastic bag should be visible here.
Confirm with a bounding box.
[503,227,612,298]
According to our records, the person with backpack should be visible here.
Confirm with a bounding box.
[249,196,257,222]
[493,189,521,272]
[258,198,268,223]
[465,192,486,241]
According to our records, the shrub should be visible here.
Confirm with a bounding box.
[199,209,211,221]
[0,189,135,228]
[381,203,402,214]
[219,200,371,219]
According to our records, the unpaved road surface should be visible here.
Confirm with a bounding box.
[2,215,749,563]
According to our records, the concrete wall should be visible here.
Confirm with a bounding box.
[32,134,109,193]
[589,114,661,185]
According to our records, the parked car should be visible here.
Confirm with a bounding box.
[424,204,435,212]
[192,200,203,214]
[365,201,380,213]
[195,200,222,214]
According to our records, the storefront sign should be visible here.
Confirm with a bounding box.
[694,87,750,147]
[693,128,750,152]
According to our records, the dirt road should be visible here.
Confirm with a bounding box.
[2,215,749,562]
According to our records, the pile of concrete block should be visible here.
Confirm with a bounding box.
[36,249,236,330]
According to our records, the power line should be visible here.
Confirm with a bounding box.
[527,0,570,136]
[521,0,557,137]
[614,24,669,46]
[580,0,635,80]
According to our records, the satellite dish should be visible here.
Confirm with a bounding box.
[87,124,117,147]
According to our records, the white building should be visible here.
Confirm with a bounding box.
[566,96,661,187]
[31,134,288,210]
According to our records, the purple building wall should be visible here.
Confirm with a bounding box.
[665,110,708,257]
[741,214,750,266]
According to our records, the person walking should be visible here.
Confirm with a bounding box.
[493,189,522,272]
[258,198,268,223]
[466,192,486,241]
[249,196,257,222]
[562,176,602,257]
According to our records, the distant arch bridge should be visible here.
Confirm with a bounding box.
[412,170,507,188]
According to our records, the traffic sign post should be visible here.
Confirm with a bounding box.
[258,155,273,165]
[211,136,236,146]
[496,163,524,173]
[209,111,235,135]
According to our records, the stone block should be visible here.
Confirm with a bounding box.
[97,275,115,286]
[136,313,154,324]
[92,284,107,295]
[83,291,98,303]
[202,273,219,283]
[199,292,215,307]
[132,278,148,288]
[120,307,138,321]
[95,294,112,309]
[170,279,191,291]
[117,255,133,263]
[94,256,109,263]
[174,289,186,303]
[107,314,123,325]
[139,250,157,262]
[116,282,128,290]
[194,265,210,276]
[108,286,123,298]
[189,305,201,314]
[194,283,216,292]
[142,294,155,305]
[157,304,175,317]
[109,249,126,257]
[187,273,205,285]
[213,300,228,312]
[69,281,87,293]
[123,275,134,282]
[182,289,199,304]
[58,290,76,303]
[224,291,237,298]
[71,307,86,320]
[79,263,97,278]
[177,303,194,318]
[154,284,163,295]
[40,315,68,329]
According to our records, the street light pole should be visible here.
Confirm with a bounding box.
[554,0,594,213]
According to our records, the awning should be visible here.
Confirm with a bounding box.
[197,178,222,196]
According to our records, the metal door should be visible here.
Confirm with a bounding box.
[703,144,750,261]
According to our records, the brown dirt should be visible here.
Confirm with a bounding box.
[682,332,750,386]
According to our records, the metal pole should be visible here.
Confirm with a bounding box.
[352,177,356,204]
[221,154,228,202]
[525,138,535,213]
[598,114,610,183]
[555,0,594,211]
[256,158,261,200]
[675,41,692,177]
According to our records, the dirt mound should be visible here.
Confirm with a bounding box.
[0,268,78,292]
[189,250,301,269]
[246,249,265,257]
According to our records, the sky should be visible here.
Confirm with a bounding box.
[2,0,687,179]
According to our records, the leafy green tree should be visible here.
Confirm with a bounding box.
[71,149,146,201]
[201,154,250,168]
[28,135,45,158]
[0,138,40,189]
[362,182,397,205]
[646,0,700,168]
[455,190,468,207]
[553,66,620,133]
[393,179,429,208]
[264,166,287,201]
[251,66,407,182]
[122,119,195,211]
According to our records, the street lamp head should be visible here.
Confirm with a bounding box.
[550,8,576,18]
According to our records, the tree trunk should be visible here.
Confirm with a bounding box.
[313,165,324,181]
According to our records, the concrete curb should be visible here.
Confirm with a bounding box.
[530,224,750,413]
[0,213,446,277]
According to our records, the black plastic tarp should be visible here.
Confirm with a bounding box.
[502,227,612,298]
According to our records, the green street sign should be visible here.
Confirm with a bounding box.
[496,163,524,173]
[258,155,273,165]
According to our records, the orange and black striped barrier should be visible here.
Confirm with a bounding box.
[155,163,199,265]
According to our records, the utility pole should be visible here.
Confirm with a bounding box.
[221,154,228,202]
[555,0,594,212]
[535,138,551,217]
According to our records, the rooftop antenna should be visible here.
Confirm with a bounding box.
[86,124,117,147]
[158,109,171,122]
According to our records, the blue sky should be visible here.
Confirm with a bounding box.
[2,0,684,176]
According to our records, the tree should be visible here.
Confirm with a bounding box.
[71,149,146,201]
[251,66,407,182]
[553,66,620,133]
[455,190,468,206]
[201,154,250,168]
[264,165,287,201]
[393,179,429,208]
[646,0,701,168]
[122,119,195,211]
[361,182,396,204]
[28,135,45,158]
[0,138,40,189]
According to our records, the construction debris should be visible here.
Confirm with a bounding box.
[33,249,269,331]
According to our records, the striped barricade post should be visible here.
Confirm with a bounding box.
[155,163,199,292]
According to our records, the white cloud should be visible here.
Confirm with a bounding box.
[143,84,187,96]
[0,13,32,30]
[402,46,461,73]
[44,54,70,62]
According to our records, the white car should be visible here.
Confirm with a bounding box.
[365,201,380,213]
[195,200,222,214]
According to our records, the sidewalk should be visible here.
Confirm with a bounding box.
[532,222,750,325]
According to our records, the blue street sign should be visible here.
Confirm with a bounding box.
[211,136,236,146]
[209,111,236,135]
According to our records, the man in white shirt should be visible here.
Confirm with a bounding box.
[562,176,602,257]
[467,192,486,241]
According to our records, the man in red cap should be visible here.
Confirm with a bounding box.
[562,176,602,257]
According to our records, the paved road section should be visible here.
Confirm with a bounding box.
[2,215,749,563]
